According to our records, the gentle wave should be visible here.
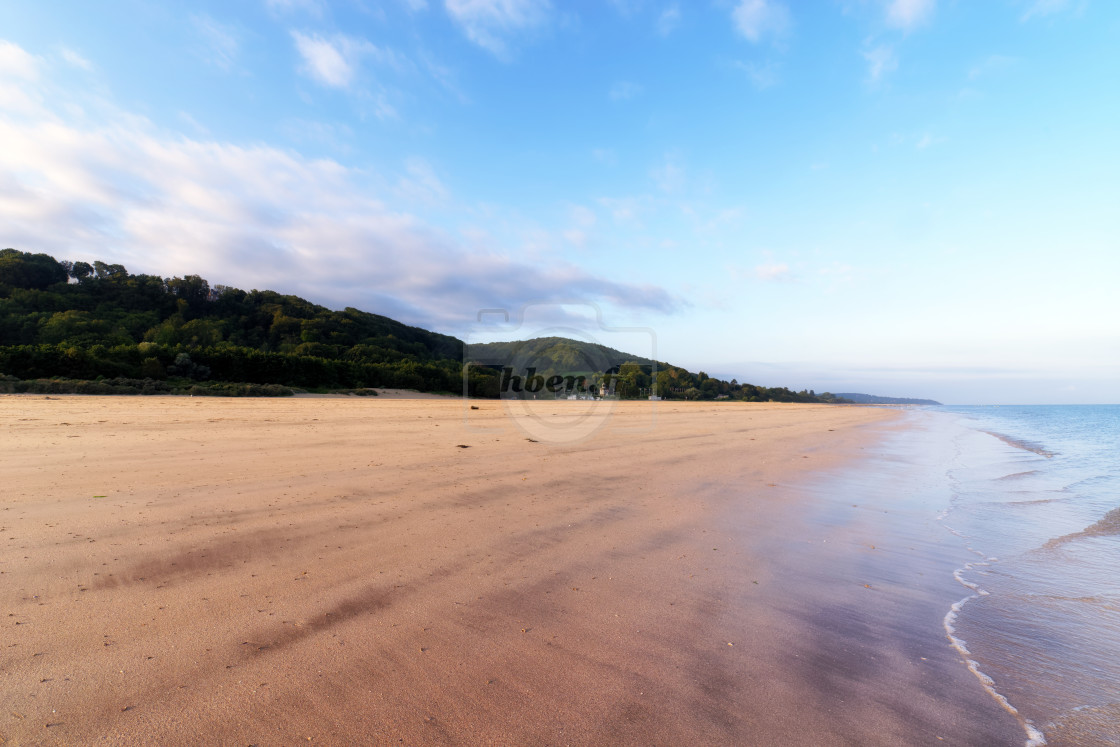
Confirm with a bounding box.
[1045,505,1120,548]
[940,515,1046,747]
[982,430,1055,458]
[1044,703,1120,743]
[1003,497,1067,507]
[996,470,1042,481]
[940,405,1120,746]
[942,560,1047,746]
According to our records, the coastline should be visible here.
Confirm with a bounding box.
[727,409,1028,745]
[1,397,1020,744]
[931,405,1120,746]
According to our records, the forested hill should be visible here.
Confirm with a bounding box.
[0,248,849,403]
[467,336,851,403]
[467,337,657,373]
[0,249,467,394]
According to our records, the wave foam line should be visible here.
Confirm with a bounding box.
[944,562,1047,746]
[940,499,1045,746]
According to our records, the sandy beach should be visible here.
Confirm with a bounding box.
[0,396,1024,745]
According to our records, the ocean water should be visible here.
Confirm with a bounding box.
[936,405,1120,746]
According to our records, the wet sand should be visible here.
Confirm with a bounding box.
[0,396,1023,745]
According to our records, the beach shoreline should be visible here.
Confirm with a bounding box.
[1,396,1022,744]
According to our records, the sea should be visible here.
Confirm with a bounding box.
[930,405,1120,745]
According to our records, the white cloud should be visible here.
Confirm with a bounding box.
[395,157,448,203]
[59,47,92,70]
[885,0,935,31]
[444,0,551,58]
[609,80,643,101]
[731,0,791,44]
[753,262,792,281]
[0,44,677,329]
[657,5,681,36]
[292,31,365,88]
[178,111,211,136]
[862,43,897,84]
[415,49,468,103]
[194,15,240,71]
[0,41,42,115]
[290,31,409,92]
[0,40,40,80]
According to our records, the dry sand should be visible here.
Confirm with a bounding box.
[292,389,455,400]
[1,396,1023,745]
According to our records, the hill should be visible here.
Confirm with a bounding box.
[467,337,656,373]
[834,393,942,406]
[0,249,466,395]
[1,248,848,403]
[468,336,851,404]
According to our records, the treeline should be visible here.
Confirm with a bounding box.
[0,250,460,358]
[0,343,467,392]
[467,339,849,403]
[467,336,657,373]
[0,249,479,395]
[0,374,294,398]
[647,364,847,403]
[0,249,845,402]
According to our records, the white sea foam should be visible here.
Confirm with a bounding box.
[941,511,1046,745]
[935,405,1120,746]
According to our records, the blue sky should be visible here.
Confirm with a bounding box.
[0,0,1116,403]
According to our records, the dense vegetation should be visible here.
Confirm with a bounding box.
[469,337,849,402]
[0,249,471,396]
[467,337,658,373]
[0,249,848,402]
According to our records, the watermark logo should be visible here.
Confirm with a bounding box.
[463,303,657,444]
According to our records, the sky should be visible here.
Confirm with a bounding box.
[0,0,1117,404]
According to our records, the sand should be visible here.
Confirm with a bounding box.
[292,389,455,400]
[0,396,1024,745]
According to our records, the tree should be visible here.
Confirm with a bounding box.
[69,261,93,282]
[140,357,166,379]
[0,249,840,402]
[167,353,210,380]
[0,249,69,291]
[166,275,210,313]
[93,261,128,280]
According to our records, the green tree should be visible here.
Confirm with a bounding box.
[93,261,128,280]
[69,261,94,282]
[0,249,69,291]
[140,357,166,379]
